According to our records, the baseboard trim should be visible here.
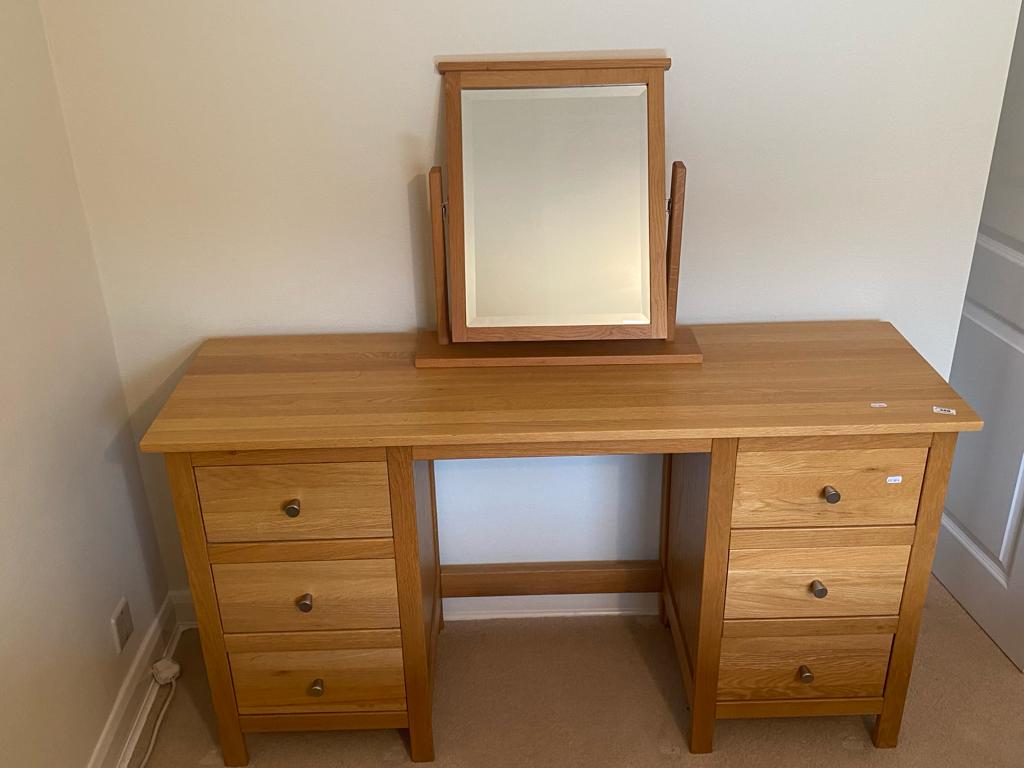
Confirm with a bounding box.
[86,594,176,768]
[941,509,1009,587]
[169,589,196,625]
[442,592,660,620]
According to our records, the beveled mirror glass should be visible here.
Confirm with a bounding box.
[462,85,650,330]
[441,60,670,343]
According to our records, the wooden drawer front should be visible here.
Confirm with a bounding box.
[718,633,893,700]
[732,448,926,528]
[196,462,392,542]
[213,560,400,632]
[724,545,910,619]
[231,647,406,715]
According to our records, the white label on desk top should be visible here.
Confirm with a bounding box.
[933,406,957,415]
[887,475,903,484]
[870,402,888,408]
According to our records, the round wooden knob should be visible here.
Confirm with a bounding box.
[283,499,301,518]
[823,485,841,504]
[309,678,325,697]
[810,579,829,598]
[296,593,314,612]
[798,665,815,684]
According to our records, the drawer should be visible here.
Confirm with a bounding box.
[230,634,406,714]
[195,462,392,542]
[213,559,400,632]
[724,540,911,619]
[732,448,927,528]
[717,633,893,700]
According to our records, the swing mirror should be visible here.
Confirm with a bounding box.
[439,59,671,343]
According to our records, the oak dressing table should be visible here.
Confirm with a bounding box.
[140,320,981,765]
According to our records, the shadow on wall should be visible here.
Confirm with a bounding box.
[407,169,432,327]
[404,80,450,332]
[129,345,204,593]
[103,413,168,612]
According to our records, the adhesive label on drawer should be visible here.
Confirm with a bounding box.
[886,476,903,484]
[933,406,957,415]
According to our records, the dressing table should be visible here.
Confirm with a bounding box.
[140,320,980,764]
[139,54,981,765]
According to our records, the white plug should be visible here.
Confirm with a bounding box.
[151,658,181,685]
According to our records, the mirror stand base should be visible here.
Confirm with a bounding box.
[414,327,703,369]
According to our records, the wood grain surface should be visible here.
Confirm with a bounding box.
[717,697,884,719]
[387,447,436,761]
[414,327,702,367]
[196,462,392,542]
[439,560,661,597]
[230,647,406,714]
[213,560,399,632]
[164,454,249,765]
[140,322,981,453]
[873,432,959,747]
[207,538,395,565]
[717,633,893,700]
[239,711,408,733]
[724,544,911,619]
[732,448,927,528]
[436,58,672,72]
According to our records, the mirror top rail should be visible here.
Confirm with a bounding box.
[438,55,671,344]
[437,57,671,73]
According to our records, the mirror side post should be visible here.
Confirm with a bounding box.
[665,161,687,341]
[428,166,450,344]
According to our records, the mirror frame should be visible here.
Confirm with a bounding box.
[438,58,672,343]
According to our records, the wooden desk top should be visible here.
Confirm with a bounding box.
[139,321,981,454]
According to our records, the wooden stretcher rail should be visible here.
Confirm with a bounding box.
[440,560,662,598]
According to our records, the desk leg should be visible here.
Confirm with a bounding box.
[690,438,736,753]
[429,461,444,633]
[872,433,957,747]
[662,439,737,755]
[165,454,249,766]
[387,447,438,762]
[658,454,672,627]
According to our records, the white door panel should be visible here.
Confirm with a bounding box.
[965,235,1024,329]
[945,315,1024,559]
[935,234,1024,669]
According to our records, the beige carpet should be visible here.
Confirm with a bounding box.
[130,578,1023,768]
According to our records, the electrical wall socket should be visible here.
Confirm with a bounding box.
[111,597,134,653]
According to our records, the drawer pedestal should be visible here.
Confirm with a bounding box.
[164,448,441,766]
[662,433,958,753]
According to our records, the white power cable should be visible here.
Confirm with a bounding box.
[136,658,181,768]
[136,679,176,768]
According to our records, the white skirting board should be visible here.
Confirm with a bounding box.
[86,595,176,768]
[86,594,195,768]
[113,621,197,768]
[442,592,660,620]
[168,589,196,625]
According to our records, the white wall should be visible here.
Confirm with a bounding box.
[0,1,167,765]
[36,1,1020,596]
